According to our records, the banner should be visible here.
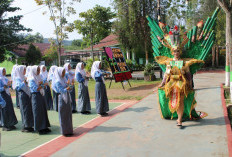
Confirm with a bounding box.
[104,47,132,82]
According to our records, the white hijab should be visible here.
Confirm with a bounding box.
[54,67,71,104]
[91,61,103,81]
[0,67,10,95]
[75,62,86,78]
[75,62,88,86]
[48,65,57,81]
[28,65,44,95]
[64,63,74,81]
[25,66,31,78]
[15,65,31,96]
[54,67,67,87]
[40,65,48,80]
[11,64,18,89]
[50,66,58,91]
[91,61,101,80]
[27,66,41,85]
[15,65,26,81]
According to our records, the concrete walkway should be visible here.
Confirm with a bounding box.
[51,72,228,157]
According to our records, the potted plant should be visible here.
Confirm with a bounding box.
[144,63,156,81]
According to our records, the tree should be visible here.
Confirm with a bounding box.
[217,0,232,87]
[43,39,58,65]
[25,44,42,65]
[25,32,44,43]
[71,39,82,47]
[113,0,159,64]
[34,0,81,66]
[0,0,31,63]
[74,5,116,54]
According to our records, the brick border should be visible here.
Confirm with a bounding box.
[220,84,232,157]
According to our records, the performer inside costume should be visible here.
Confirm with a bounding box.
[147,8,220,126]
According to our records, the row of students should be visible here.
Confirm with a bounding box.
[0,61,109,136]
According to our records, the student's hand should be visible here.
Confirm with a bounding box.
[66,86,71,90]
[7,81,12,86]
[67,79,70,85]
[37,86,42,91]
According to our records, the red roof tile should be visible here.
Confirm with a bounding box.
[13,43,65,57]
[85,34,120,50]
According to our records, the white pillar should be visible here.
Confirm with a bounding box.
[132,52,136,63]
[126,51,130,60]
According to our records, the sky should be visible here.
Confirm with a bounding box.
[8,0,114,40]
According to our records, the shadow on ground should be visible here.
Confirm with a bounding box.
[183,116,226,128]
[123,107,152,113]
[127,84,156,91]
[194,86,219,91]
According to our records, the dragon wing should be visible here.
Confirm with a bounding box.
[147,7,220,74]
[182,7,220,74]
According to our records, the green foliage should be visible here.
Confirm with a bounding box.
[71,39,83,47]
[34,0,81,66]
[42,39,58,66]
[74,5,116,47]
[24,32,44,43]
[25,44,42,65]
[85,58,100,72]
[126,59,133,69]
[144,63,155,76]
[113,0,159,62]
[0,0,31,63]
[102,58,110,71]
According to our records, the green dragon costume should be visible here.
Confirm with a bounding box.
[147,7,220,120]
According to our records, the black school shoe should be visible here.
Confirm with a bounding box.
[63,133,73,137]
[86,111,91,114]
[81,111,90,115]
[22,127,34,133]
[72,110,77,113]
[100,112,109,117]
[2,127,11,131]
[44,128,51,133]
[9,126,16,130]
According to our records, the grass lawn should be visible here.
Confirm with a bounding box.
[9,79,161,100]
[1,99,122,157]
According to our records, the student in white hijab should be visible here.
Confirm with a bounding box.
[25,66,31,79]
[0,67,18,131]
[91,61,109,116]
[48,65,58,111]
[0,94,6,148]
[11,64,19,108]
[15,65,34,132]
[64,63,77,113]
[75,62,91,114]
[40,65,53,110]
[28,65,51,134]
[54,67,73,136]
